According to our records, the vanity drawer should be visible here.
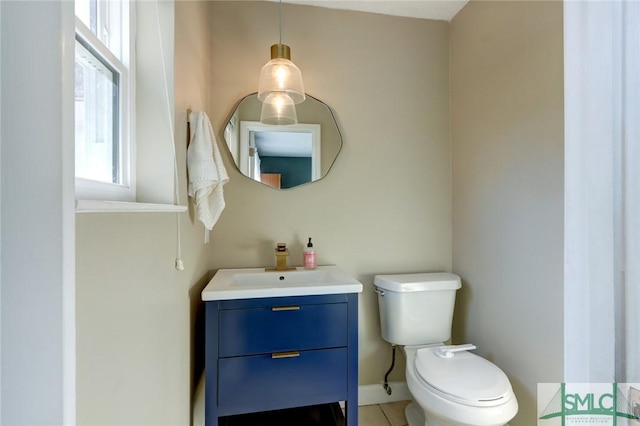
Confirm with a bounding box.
[219,302,347,357]
[218,347,347,416]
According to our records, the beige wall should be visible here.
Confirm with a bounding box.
[75,1,213,424]
[450,1,564,424]
[208,2,452,386]
[75,1,566,423]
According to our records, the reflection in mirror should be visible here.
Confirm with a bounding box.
[223,93,342,189]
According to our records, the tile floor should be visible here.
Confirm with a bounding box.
[358,401,410,426]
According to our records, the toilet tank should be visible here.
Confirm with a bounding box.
[374,273,461,346]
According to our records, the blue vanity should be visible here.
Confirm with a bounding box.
[201,267,362,426]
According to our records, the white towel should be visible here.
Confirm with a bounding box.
[188,111,229,243]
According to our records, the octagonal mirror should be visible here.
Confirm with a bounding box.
[223,93,342,189]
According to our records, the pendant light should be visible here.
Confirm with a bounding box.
[260,91,298,125]
[258,0,305,125]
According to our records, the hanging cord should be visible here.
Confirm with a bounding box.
[278,0,283,44]
[383,344,396,395]
[154,0,184,271]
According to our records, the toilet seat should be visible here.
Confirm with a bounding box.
[414,346,512,406]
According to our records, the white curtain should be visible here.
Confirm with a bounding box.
[251,149,261,183]
[248,131,261,182]
[564,0,639,383]
[618,1,640,382]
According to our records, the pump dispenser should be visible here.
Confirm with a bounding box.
[303,237,316,269]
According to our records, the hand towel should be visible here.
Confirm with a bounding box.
[187,111,229,243]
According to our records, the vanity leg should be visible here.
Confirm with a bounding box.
[346,293,359,425]
[345,399,357,426]
[205,302,220,426]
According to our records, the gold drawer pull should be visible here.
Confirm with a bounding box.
[271,351,300,359]
[271,306,300,312]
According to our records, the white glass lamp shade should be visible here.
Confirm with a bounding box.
[258,57,305,105]
[260,92,298,125]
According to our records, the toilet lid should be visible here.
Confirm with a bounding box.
[414,347,512,403]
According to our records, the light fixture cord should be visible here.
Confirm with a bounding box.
[279,0,282,44]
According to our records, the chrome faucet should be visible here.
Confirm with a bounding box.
[266,243,296,271]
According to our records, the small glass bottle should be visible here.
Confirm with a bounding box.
[303,237,316,269]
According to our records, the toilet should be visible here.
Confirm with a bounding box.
[374,272,518,426]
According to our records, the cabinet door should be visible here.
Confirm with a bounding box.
[219,302,347,357]
[218,348,347,416]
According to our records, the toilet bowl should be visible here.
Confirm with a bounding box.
[403,345,518,426]
[374,273,518,426]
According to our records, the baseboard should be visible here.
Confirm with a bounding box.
[358,382,411,406]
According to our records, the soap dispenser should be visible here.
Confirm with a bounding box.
[303,237,316,269]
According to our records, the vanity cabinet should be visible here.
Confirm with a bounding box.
[205,293,358,426]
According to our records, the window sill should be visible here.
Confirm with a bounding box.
[76,199,188,213]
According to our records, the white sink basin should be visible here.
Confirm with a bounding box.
[233,269,330,286]
[201,266,363,301]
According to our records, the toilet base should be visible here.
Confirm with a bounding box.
[405,400,454,426]
[405,402,423,426]
[406,400,510,426]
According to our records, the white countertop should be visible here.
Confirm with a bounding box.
[201,265,363,301]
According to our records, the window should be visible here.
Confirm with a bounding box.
[74,0,133,201]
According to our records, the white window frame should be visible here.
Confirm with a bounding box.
[74,1,135,202]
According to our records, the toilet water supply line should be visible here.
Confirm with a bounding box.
[154,0,184,271]
[384,345,397,395]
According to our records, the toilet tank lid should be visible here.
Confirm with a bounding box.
[374,272,461,292]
